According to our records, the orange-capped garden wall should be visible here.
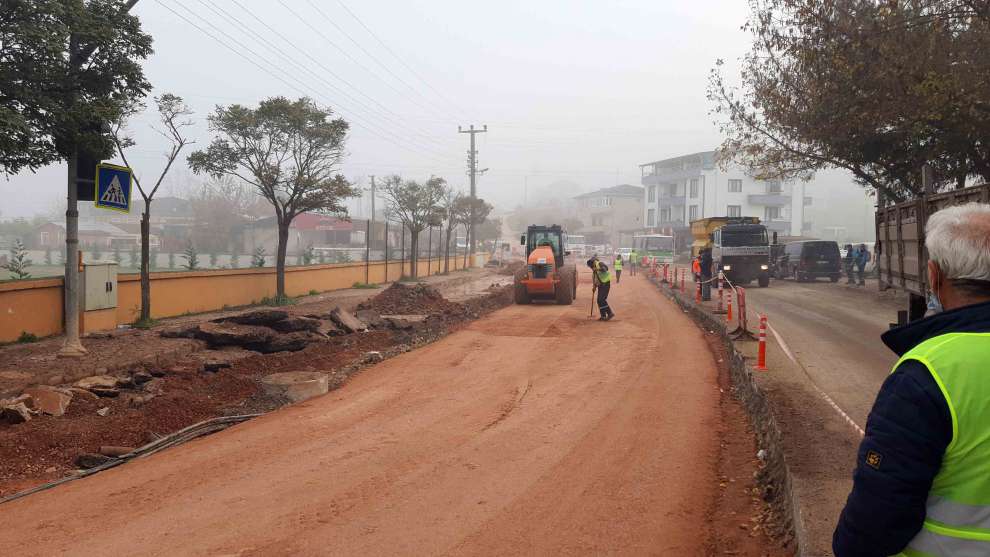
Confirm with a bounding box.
[0,254,485,343]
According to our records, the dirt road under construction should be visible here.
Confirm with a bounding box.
[1,273,784,556]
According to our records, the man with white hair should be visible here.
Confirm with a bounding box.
[834,203,990,556]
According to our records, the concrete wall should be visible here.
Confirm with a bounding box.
[0,254,484,343]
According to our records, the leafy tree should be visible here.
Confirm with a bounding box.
[181,242,199,271]
[439,188,465,274]
[302,244,315,266]
[454,196,492,268]
[3,239,32,279]
[0,0,153,175]
[252,247,266,268]
[110,93,194,321]
[709,0,990,201]
[379,175,446,278]
[188,177,256,253]
[189,97,357,302]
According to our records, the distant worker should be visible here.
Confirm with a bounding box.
[692,255,702,283]
[587,255,615,321]
[629,248,638,276]
[700,247,713,301]
[613,254,623,283]
[833,203,990,556]
[844,244,856,284]
[855,243,871,286]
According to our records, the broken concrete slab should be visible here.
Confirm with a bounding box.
[260,371,329,403]
[23,386,73,417]
[355,309,386,329]
[90,388,119,398]
[252,332,320,354]
[329,307,368,334]
[75,453,113,469]
[1,402,33,424]
[317,321,347,337]
[73,375,120,391]
[160,325,199,339]
[195,322,275,349]
[214,309,289,327]
[268,315,321,333]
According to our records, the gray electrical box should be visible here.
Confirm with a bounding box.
[83,261,118,311]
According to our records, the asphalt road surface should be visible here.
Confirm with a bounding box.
[1,273,734,556]
[744,278,904,428]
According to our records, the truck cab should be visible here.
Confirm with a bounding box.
[712,223,772,287]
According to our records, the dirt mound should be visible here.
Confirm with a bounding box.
[357,283,462,316]
[497,260,525,276]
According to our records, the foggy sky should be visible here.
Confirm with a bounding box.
[0,0,874,239]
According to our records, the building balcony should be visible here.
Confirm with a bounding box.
[764,220,791,233]
[659,195,686,206]
[748,194,791,206]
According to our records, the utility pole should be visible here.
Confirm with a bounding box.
[59,0,141,358]
[458,124,488,259]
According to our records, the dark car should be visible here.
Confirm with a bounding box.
[775,240,842,282]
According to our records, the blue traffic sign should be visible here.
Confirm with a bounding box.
[95,163,133,212]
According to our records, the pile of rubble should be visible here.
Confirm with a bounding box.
[356,283,462,316]
[0,371,162,425]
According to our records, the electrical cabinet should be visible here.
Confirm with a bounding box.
[83,261,118,311]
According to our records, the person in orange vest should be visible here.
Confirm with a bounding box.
[692,255,702,283]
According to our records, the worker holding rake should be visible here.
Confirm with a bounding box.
[588,255,615,321]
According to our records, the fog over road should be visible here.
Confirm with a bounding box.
[1,273,740,556]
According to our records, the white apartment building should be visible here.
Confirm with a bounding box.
[639,151,812,241]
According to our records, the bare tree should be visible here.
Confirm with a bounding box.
[111,93,194,323]
[189,97,357,301]
[378,175,446,278]
[439,187,466,274]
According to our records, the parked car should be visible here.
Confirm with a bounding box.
[774,240,842,282]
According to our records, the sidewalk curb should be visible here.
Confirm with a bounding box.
[651,277,808,556]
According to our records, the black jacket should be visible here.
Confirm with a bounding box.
[833,300,990,556]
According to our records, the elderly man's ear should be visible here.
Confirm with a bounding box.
[928,260,941,294]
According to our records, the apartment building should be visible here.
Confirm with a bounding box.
[639,151,812,244]
[572,184,644,248]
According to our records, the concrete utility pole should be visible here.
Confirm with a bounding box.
[59,0,141,358]
[458,124,487,257]
[369,175,376,255]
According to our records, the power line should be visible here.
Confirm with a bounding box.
[200,0,456,154]
[276,0,452,124]
[335,0,469,119]
[155,0,458,163]
[304,0,457,123]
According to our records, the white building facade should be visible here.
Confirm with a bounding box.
[639,151,812,241]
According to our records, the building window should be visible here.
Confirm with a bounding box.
[804,196,813,206]
[40,231,50,245]
[647,209,656,227]
[689,179,699,198]
[689,205,699,221]
[648,186,656,202]
[766,180,783,193]
[765,206,782,221]
[592,215,605,226]
[727,205,742,218]
[660,208,670,223]
[728,179,743,193]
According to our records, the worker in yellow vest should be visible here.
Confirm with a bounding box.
[834,203,990,556]
[613,254,623,283]
[587,255,614,321]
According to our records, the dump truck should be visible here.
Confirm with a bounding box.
[876,182,990,323]
[691,216,774,287]
[514,224,578,305]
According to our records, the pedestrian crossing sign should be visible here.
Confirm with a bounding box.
[95,163,133,212]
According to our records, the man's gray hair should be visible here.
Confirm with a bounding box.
[925,203,990,281]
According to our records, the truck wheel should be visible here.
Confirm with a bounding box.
[556,272,574,305]
[758,275,770,288]
[513,273,531,304]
